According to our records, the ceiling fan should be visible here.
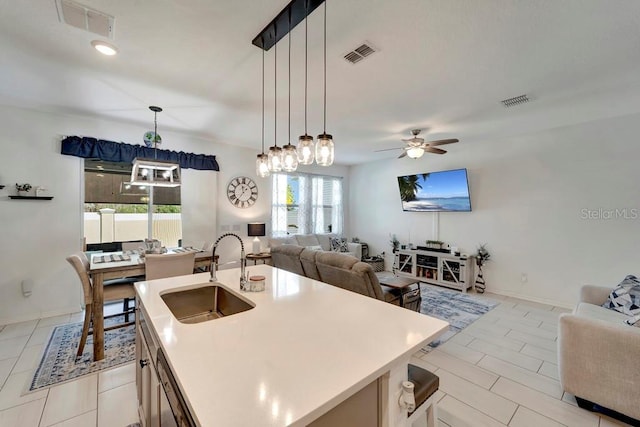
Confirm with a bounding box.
[376,129,459,159]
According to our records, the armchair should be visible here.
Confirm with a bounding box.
[558,285,640,421]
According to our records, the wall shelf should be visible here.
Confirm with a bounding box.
[9,196,54,200]
[0,185,5,189]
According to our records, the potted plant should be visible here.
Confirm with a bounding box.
[15,183,32,196]
[474,244,491,293]
[389,234,400,253]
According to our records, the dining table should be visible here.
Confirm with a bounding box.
[88,248,217,361]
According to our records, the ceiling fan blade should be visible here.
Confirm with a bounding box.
[424,147,447,155]
[427,138,459,146]
[402,137,424,143]
[398,151,408,159]
[374,147,403,152]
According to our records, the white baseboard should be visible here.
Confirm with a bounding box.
[0,306,81,326]
[488,289,574,310]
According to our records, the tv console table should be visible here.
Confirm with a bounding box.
[394,249,475,292]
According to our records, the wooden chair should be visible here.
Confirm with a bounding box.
[145,252,196,280]
[66,252,136,358]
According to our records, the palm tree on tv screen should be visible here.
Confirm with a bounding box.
[398,174,429,202]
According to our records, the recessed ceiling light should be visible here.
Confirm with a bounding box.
[91,40,118,56]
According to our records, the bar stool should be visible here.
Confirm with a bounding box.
[406,364,439,426]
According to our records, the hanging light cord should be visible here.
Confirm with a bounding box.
[304,1,308,135]
[261,43,265,154]
[323,0,327,133]
[153,110,158,159]
[274,40,277,147]
[288,10,291,145]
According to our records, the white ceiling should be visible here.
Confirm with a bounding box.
[1,0,640,165]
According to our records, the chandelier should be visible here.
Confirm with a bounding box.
[253,0,334,171]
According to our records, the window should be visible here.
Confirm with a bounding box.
[272,172,343,236]
[84,160,182,247]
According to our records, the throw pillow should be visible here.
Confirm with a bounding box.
[625,313,640,327]
[330,237,349,253]
[602,275,640,316]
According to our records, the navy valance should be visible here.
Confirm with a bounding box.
[61,136,219,171]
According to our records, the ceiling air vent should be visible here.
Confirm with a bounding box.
[55,0,115,39]
[501,94,530,108]
[343,42,377,64]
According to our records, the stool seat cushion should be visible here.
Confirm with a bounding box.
[408,364,439,414]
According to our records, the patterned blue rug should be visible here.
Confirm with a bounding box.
[30,316,135,391]
[419,284,498,352]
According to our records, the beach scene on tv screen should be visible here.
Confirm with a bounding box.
[398,169,471,212]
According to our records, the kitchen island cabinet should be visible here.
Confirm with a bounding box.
[135,265,447,426]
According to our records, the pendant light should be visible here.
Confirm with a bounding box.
[281,11,298,172]
[267,40,283,172]
[297,0,314,165]
[315,0,334,166]
[256,41,270,178]
[130,106,181,187]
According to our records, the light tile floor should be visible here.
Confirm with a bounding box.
[0,308,138,427]
[0,292,633,426]
[413,290,633,427]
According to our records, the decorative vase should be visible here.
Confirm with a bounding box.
[475,266,486,293]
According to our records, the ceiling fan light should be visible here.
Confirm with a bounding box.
[297,135,314,164]
[315,133,334,166]
[267,146,283,172]
[256,153,270,178]
[406,146,424,159]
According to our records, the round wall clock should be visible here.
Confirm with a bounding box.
[227,176,258,208]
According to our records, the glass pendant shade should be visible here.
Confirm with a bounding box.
[267,146,283,172]
[281,143,298,172]
[406,147,425,159]
[315,133,334,166]
[256,153,270,178]
[297,135,314,164]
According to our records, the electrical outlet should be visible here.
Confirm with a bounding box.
[521,273,528,283]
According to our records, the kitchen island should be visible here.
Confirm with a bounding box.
[135,264,448,426]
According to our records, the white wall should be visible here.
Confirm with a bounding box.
[349,112,640,307]
[0,104,350,323]
[0,106,238,323]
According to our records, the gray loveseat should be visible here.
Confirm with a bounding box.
[271,245,400,305]
[558,285,640,421]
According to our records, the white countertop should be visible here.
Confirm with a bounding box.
[135,265,448,427]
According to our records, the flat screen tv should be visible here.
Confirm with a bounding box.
[397,168,471,212]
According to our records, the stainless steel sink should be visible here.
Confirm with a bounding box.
[160,284,255,324]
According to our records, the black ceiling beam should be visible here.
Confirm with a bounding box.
[252,0,324,51]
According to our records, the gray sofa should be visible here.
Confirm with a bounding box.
[268,233,362,260]
[558,285,640,421]
[271,245,400,305]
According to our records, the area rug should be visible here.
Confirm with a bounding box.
[419,284,498,352]
[30,316,135,391]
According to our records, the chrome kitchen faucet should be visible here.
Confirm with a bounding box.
[210,233,248,291]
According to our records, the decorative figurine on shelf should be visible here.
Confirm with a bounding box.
[474,243,491,293]
[15,183,32,196]
[389,234,400,253]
